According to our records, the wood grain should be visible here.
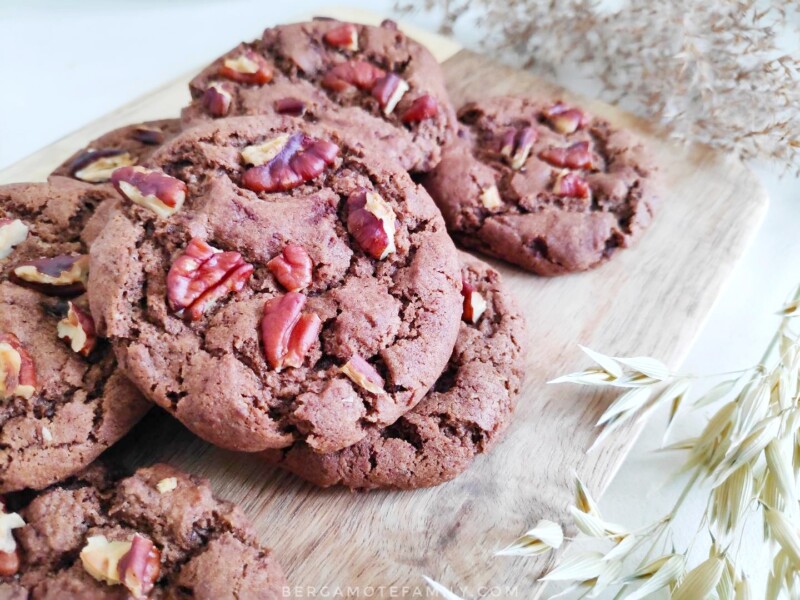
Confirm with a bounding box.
[0,9,768,597]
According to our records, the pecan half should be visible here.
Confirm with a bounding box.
[461,280,487,324]
[0,218,29,260]
[166,238,254,321]
[274,97,306,117]
[131,126,164,145]
[499,126,537,170]
[401,94,439,123]
[339,354,385,395]
[346,189,397,260]
[0,333,37,400]
[324,23,359,51]
[261,292,321,371]
[241,133,339,193]
[267,244,313,292]
[70,149,137,183]
[57,301,97,356]
[543,102,589,134]
[539,141,594,170]
[202,82,233,118]
[111,166,187,218]
[371,73,409,115]
[219,50,273,85]
[553,170,591,199]
[321,60,385,93]
[10,254,89,296]
[118,534,161,599]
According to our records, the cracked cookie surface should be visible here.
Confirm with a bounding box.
[261,253,527,490]
[0,179,150,493]
[88,115,463,454]
[0,463,286,598]
[423,96,660,275]
[181,19,456,173]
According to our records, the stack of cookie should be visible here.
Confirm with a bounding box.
[0,17,657,597]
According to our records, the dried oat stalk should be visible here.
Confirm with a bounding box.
[399,0,800,172]
[425,285,800,597]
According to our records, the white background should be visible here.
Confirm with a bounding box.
[2,0,799,595]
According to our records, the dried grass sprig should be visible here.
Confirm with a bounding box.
[398,0,800,173]
[425,283,800,597]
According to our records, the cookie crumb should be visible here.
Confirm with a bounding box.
[156,477,178,494]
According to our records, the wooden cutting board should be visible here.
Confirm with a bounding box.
[0,7,768,597]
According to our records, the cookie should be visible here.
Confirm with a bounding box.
[261,253,526,490]
[181,19,456,172]
[0,179,150,493]
[51,119,182,187]
[88,115,463,455]
[0,463,286,598]
[423,96,659,275]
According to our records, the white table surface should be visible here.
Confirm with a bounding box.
[2,1,799,595]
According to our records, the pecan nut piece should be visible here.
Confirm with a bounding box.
[118,534,161,599]
[479,185,502,210]
[339,354,385,395]
[539,141,594,170]
[261,292,322,371]
[461,280,487,323]
[166,238,254,321]
[0,549,19,578]
[219,50,273,85]
[111,166,187,218]
[10,254,89,296]
[57,301,98,356]
[321,60,385,93]
[0,505,24,577]
[241,133,339,193]
[371,73,409,115]
[80,535,131,587]
[499,126,537,170]
[274,97,306,117]
[543,102,589,134]
[0,218,29,259]
[346,190,397,260]
[0,333,37,400]
[323,23,359,51]
[156,477,178,494]
[267,244,313,292]
[202,82,233,118]
[553,169,591,199]
[70,149,137,183]
[131,126,165,146]
[401,94,439,124]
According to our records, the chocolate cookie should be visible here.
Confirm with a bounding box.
[88,115,463,454]
[51,119,182,186]
[261,253,526,490]
[181,19,455,172]
[0,463,286,598]
[423,96,659,275]
[0,179,150,493]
